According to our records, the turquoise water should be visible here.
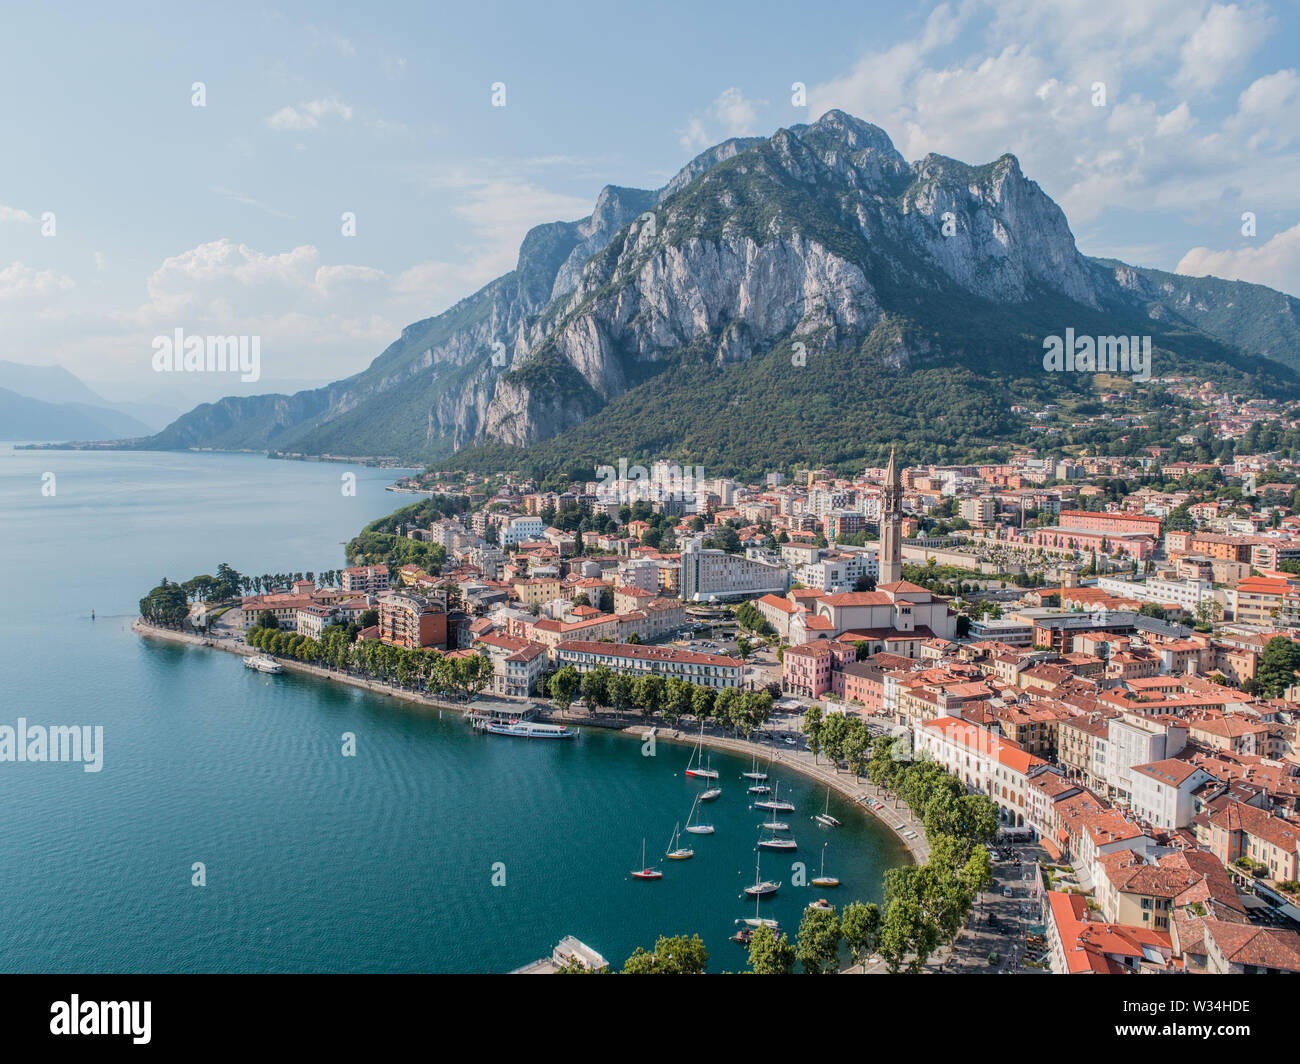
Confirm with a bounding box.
[0,447,908,972]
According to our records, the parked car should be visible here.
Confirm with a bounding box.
[1002,886,1014,897]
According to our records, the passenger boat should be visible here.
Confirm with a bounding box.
[482,719,576,739]
[813,787,841,827]
[243,655,283,674]
[631,838,662,880]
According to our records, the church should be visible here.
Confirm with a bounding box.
[783,448,958,654]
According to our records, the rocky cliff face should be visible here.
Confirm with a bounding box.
[137,110,1300,460]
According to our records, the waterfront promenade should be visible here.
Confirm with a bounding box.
[133,619,930,868]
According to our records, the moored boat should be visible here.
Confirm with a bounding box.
[684,793,714,835]
[684,723,719,779]
[813,786,841,827]
[665,822,694,860]
[631,838,662,880]
[243,655,282,674]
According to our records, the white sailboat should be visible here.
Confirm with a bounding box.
[699,756,722,800]
[813,786,841,827]
[753,779,794,812]
[743,845,781,897]
[684,793,714,835]
[665,821,694,860]
[630,838,662,880]
[685,722,719,779]
[741,752,768,782]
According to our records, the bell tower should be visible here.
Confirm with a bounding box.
[879,447,903,585]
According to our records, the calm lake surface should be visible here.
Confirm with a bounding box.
[0,447,909,972]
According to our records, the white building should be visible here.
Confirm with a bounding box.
[1129,759,1215,830]
[679,536,788,601]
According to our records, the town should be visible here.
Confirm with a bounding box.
[138,391,1300,976]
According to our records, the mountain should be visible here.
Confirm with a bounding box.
[0,361,176,433]
[126,111,1300,470]
[0,387,153,441]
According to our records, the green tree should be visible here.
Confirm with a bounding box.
[795,906,842,974]
[840,901,881,968]
[621,934,708,974]
[747,925,796,975]
[1258,636,1300,697]
[550,664,581,712]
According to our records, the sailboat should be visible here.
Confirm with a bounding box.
[743,845,780,897]
[759,817,790,832]
[741,752,768,782]
[813,787,841,828]
[753,779,794,813]
[630,838,662,880]
[684,722,719,779]
[811,842,841,888]
[737,891,782,932]
[665,822,694,860]
[684,793,715,835]
[757,819,797,852]
[699,756,722,800]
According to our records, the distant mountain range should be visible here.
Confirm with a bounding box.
[0,362,167,441]
[102,111,1300,470]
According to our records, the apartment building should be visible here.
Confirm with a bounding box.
[553,641,742,689]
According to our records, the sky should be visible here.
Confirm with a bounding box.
[2,0,1298,408]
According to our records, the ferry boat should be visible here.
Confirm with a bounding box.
[243,655,283,674]
[471,703,576,739]
[483,719,576,739]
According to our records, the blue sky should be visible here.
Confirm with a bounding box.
[3,0,1298,407]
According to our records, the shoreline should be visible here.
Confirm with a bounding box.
[132,618,928,864]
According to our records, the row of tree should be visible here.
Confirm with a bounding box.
[244,623,494,700]
[540,664,775,733]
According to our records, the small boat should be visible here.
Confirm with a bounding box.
[807,898,833,912]
[665,822,694,861]
[700,783,722,801]
[684,723,719,779]
[753,780,794,813]
[243,655,283,674]
[684,793,714,835]
[631,838,662,880]
[743,847,780,897]
[813,787,841,827]
[811,842,840,888]
[759,819,789,832]
[741,752,768,782]
[747,783,771,795]
[757,835,797,852]
[731,927,754,945]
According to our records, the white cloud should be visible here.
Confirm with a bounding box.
[0,262,75,301]
[1173,3,1273,94]
[266,96,353,132]
[0,205,36,224]
[677,87,767,151]
[1176,222,1300,297]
